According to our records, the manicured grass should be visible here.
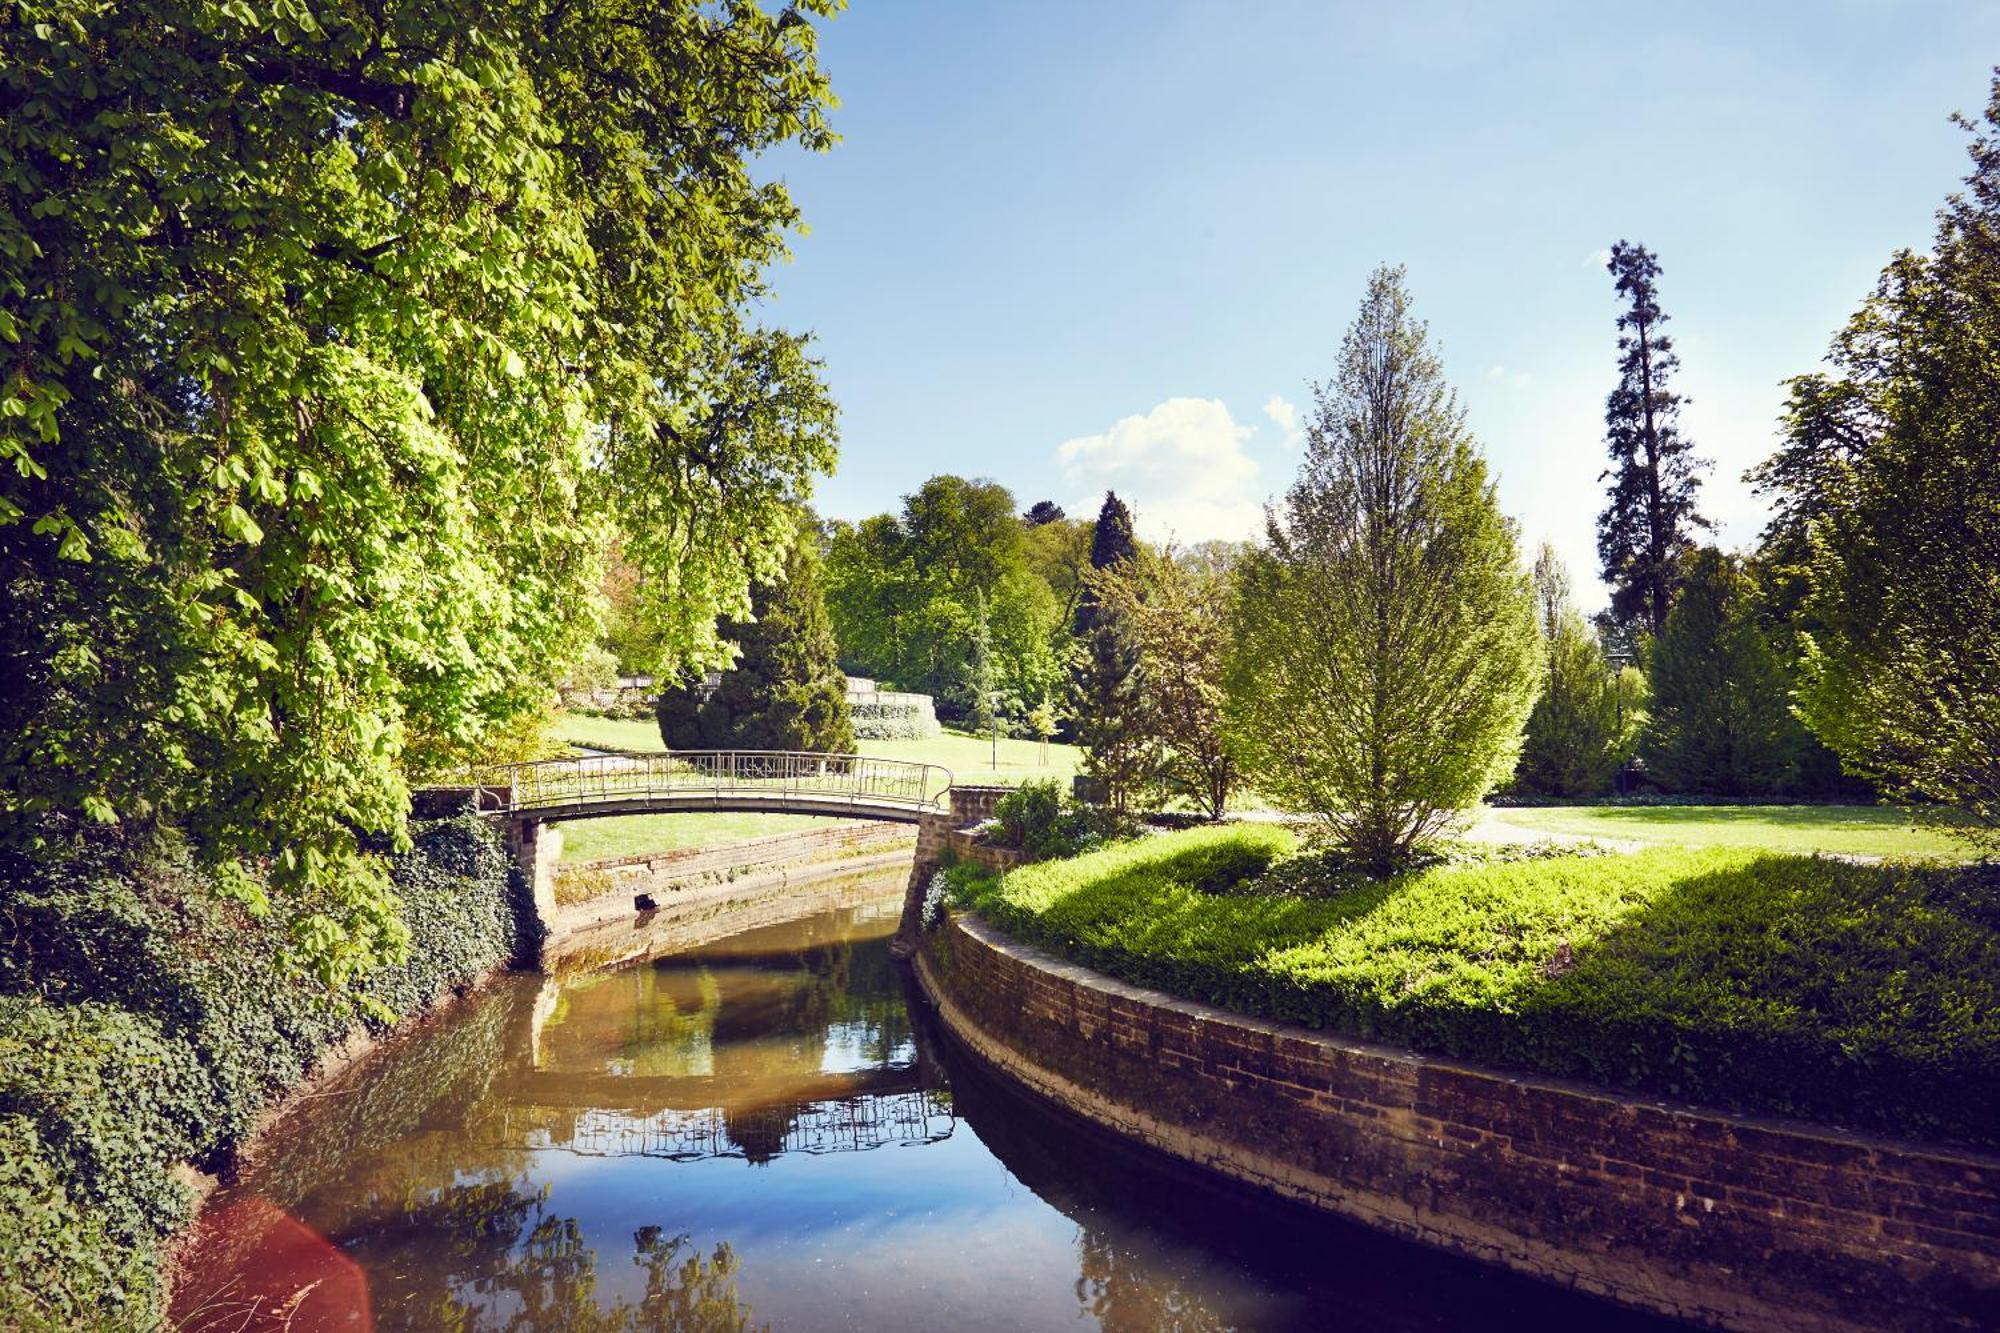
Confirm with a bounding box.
[1485,803,1973,859]
[552,712,1082,787]
[553,812,848,863]
[952,826,2000,1146]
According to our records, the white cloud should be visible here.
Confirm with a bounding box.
[1585,247,1612,271]
[1057,397,1266,545]
[1262,394,1303,448]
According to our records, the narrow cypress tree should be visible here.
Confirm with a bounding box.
[963,590,999,736]
[1598,241,1710,635]
[1071,492,1146,806]
[1514,545,1630,796]
[657,532,856,753]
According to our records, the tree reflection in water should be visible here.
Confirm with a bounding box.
[179,879,1674,1332]
[357,1177,762,1333]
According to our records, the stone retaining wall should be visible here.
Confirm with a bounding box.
[917,912,2000,1333]
[554,821,914,912]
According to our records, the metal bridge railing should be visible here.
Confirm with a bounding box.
[458,750,952,816]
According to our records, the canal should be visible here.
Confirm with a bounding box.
[174,866,1678,1331]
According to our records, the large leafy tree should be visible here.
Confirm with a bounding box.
[1227,266,1538,872]
[1090,546,1236,819]
[657,528,854,754]
[0,2,839,981]
[1597,241,1710,635]
[823,475,1065,721]
[1640,548,1805,796]
[1772,78,2000,844]
[1513,545,1641,797]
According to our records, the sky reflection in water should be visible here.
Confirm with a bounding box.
[181,869,1679,1332]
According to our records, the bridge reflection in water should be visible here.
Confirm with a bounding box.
[177,866,1677,1333]
[511,892,951,1165]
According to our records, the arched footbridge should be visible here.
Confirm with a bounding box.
[436,750,986,960]
[461,750,954,825]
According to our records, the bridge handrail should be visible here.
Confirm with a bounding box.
[453,749,954,815]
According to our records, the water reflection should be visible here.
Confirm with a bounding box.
[177,869,1680,1332]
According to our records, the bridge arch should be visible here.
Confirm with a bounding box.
[447,751,966,945]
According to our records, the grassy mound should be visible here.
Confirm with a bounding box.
[950,825,2000,1146]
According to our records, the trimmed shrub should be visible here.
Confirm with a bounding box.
[848,692,940,741]
[958,826,2000,1146]
[0,806,526,1328]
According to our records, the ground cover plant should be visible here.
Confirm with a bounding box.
[0,810,527,1330]
[1483,803,1972,859]
[950,825,2000,1146]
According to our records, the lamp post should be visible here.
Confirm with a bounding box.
[1606,649,1633,796]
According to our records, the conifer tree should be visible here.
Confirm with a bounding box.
[1598,242,1711,635]
[1227,266,1539,871]
[1640,548,1803,795]
[963,591,1000,736]
[1071,492,1147,807]
[658,531,855,753]
[1513,545,1638,796]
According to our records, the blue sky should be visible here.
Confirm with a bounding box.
[763,2,2000,607]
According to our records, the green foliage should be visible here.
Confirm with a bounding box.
[1641,548,1814,796]
[0,809,524,1328]
[0,1,840,982]
[987,778,1105,860]
[1515,545,1642,796]
[960,590,1001,735]
[960,826,2000,1145]
[1597,241,1711,634]
[1770,81,2000,850]
[846,694,940,741]
[1092,547,1238,818]
[657,530,855,753]
[825,476,1067,726]
[1226,266,1540,871]
[1071,492,1149,809]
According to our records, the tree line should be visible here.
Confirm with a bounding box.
[683,73,2000,872]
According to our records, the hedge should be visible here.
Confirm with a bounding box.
[848,694,939,741]
[952,826,2000,1147]
[0,806,529,1330]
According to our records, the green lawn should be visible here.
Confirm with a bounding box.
[554,811,848,863]
[951,825,2000,1146]
[1485,803,1972,859]
[553,712,1081,787]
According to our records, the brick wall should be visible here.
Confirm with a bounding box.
[892,785,1018,955]
[918,912,2000,1333]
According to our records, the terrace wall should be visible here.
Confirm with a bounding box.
[917,912,2000,1332]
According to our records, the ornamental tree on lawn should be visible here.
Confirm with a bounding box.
[1227,265,1539,872]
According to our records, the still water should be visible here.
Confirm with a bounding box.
[176,868,1678,1332]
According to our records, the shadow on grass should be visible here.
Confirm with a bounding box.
[974,834,2000,1145]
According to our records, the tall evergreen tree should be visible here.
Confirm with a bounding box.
[1598,242,1711,635]
[1514,545,1637,796]
[657,531,855,753]
[1071,492,1147,807]
[1226,266,1539,872]
[962,591,1000,736]
[1640,548,1803,796]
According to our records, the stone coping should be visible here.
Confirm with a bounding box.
[918,911,2000,1333]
